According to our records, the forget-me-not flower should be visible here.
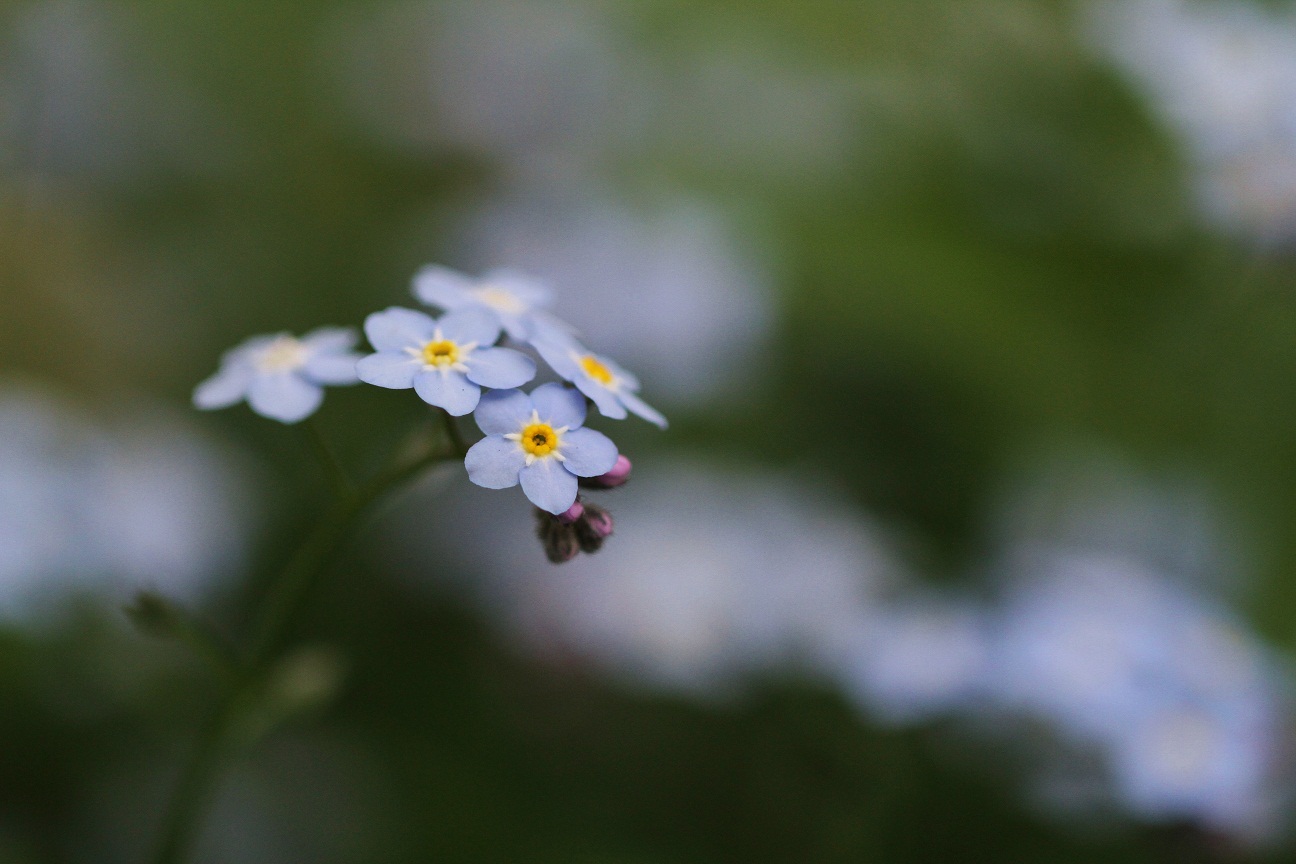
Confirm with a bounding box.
[193,328,362,424]
[465,383,618,514]
[356,306,535,416]
[532,332,667,428]
[414,264,556,340]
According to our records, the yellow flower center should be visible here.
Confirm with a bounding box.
[472,286,527,315]
[257,337,309,372]
[580,355,615,386]
[422,340,460,367]
[520,422,559,457]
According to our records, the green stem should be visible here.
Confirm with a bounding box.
[300,418,354,499]
[148,432,458,864]
[148,693,244,864]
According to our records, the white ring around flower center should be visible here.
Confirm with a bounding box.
[504,410,570,466]
[406,329,476,373]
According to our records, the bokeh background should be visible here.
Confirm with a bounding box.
[6,0,1296,860]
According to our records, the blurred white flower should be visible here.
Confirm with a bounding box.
[826,594,989,725]
[996,564,1290,837]
[1089,0,1296,242]
[455,188,774,406]
[0,382,252,621]
[989,556,1186,741]
[982,456,1293,839]
[1111,697,1284,838]
[387,461,899,695]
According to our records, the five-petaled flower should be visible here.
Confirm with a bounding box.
[532,332,667,428]
[465,384,619,514]
[193,328,362,424]
[356,307,536,416]
[413,265,555,341]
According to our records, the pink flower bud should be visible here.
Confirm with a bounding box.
[557,500,585,525]
[574,503,615,553]
[580,454,632,489]
[582,506,615,539]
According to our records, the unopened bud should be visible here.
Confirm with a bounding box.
[535,508,581,563]
[580,454,632,489]
[557,500,585,525]
[574,503,614,553]
[581,504,614,539]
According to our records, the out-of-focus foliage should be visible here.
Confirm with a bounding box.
[6,0,1296,861]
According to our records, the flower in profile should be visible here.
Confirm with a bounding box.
[413,264,556,340]
[465,383,618,514]
[193,329,362,424]
[356,307,536,416]
[531,332,667,428]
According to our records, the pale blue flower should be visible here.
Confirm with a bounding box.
[194,328,361,424]
[465,383,618,514]
[1110,697,1279,833]
[356,306,535,416]
[413,264,558,340]
[531,332,667,428]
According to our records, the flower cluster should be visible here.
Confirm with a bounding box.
[193,265,666,559]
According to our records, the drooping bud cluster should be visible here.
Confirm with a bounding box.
[535,499,615,563]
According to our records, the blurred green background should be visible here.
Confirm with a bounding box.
[5,0,1296,861]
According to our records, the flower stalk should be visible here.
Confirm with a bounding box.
[148,419,464,864]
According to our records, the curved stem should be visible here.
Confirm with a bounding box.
[148,435,457,864]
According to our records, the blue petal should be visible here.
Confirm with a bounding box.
[301,327,356,354]
[414,368,480,416]
[364,307,437,352]
[303,352,360,385]
[474,388,533,434]
[574,377,628,420]
[438,307,501,346]
[247,373,323,423]
[531,382,587,429]
[528,313,578,342]
[530,334,581,379]
[464,436,526,489]
[356,352,420,389]
[412,265,474,310]
[480,268,552,308]
[519,459,579,514]
[498,314,534,341]
[193,363,252,409]
[559,428,619,477]
[618,390,668,429]
[464,347,535,389]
